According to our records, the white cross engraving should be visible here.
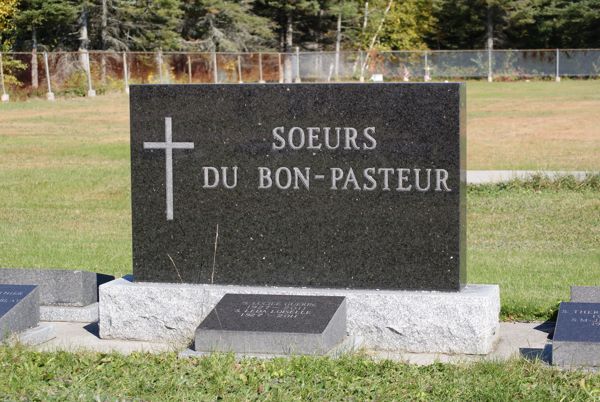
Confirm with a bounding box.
[143,117,194,220]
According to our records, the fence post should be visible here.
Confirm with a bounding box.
[359,51,365,82]
[187,55,192,84]
[83,49,96,97]
[0,53,9,102]
[555,48,561,82]
[43,52,54,101]
[294,47,301,83]
[258,53,265,83]
[31,48,39,89]
[212,51,218,84]
[123,52,129,94]
[156,50,164,83]
[487,47,493,82]
[424,52,431,82]
[278,53,283,83]
[237,55,243,83]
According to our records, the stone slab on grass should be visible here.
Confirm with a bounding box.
[552,302,600,368]
[570,286,600,303]
[40,303,99,323]
[0,268,112,306]
[15,323,57,346]
[0,284,39,340]
[195,294,346,355]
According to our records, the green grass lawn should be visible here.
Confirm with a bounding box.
[0,347,599,400]
[468,180,600,320]
[0,83,599,321]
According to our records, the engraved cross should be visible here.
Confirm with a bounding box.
[143,117,194,220]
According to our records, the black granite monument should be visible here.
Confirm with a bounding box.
[552,301,600,367]
[0,284,39,340]
[130,84,466,290]
[195,294,346,354]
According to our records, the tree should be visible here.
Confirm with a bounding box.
[0,0,20,49]
[88,0,183,51]
[13,0,79,51]
[377,0,436,50]
[254,0,321,51]
[181,0,275,51]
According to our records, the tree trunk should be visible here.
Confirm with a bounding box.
[285,13,293,52]
[486,5,493,50]
[335,11,342,80]
[79,5,89,51]
[284,13,293,82]
[362,1,369,32]
[79,4,90,73]
[360,0,393,78]
[31,28,38,89]
[101,0,107,83]
[352,1,369,76]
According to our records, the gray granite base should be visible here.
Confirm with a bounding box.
[182,335,359,359]
[14,323,57,346]
[99,279,500,354]
[0,268,104,306]
[570,286,600,303]
[40,303,99,323]
[553,341,600,368]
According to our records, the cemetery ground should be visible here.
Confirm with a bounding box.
[0,80,599,398]
[1,346,599,400]
[1,80,598,321]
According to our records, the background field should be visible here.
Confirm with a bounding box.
[1,81,599,320]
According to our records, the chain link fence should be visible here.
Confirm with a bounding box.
[1,49,599,101]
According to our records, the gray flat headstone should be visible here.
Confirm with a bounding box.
[195,294,347,355]
[0,284,39,340]
[0,268,113,306]
[552,302,600,367]
[130,83,466,291]
[570,286,600,303]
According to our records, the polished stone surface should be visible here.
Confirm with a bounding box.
[0,268,113,306]
[195,294,346,354]
[130,83,465,290]
[0,284,39,340]
[570,286,600,303]
[552,302,600,367]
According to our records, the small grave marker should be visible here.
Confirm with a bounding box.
[195,294,346,355]
[0,284,39,340]
[552,301,600,367]
[570,286,600,303]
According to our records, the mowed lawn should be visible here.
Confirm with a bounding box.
[0,81,599,320]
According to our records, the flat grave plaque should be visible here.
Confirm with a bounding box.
[130,84,466,290]
[552,302,600,367]
[0,268,112,306]
[195,294,347,355]
[0,284,39,340]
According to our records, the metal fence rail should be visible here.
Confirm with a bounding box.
[0,49,599,101]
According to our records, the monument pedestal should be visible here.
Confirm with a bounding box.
[99,278,500,354]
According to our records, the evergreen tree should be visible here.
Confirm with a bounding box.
[88,0,183,51]
[181,0,275,51]
[13,0,79,50]
[254,0,321,51]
